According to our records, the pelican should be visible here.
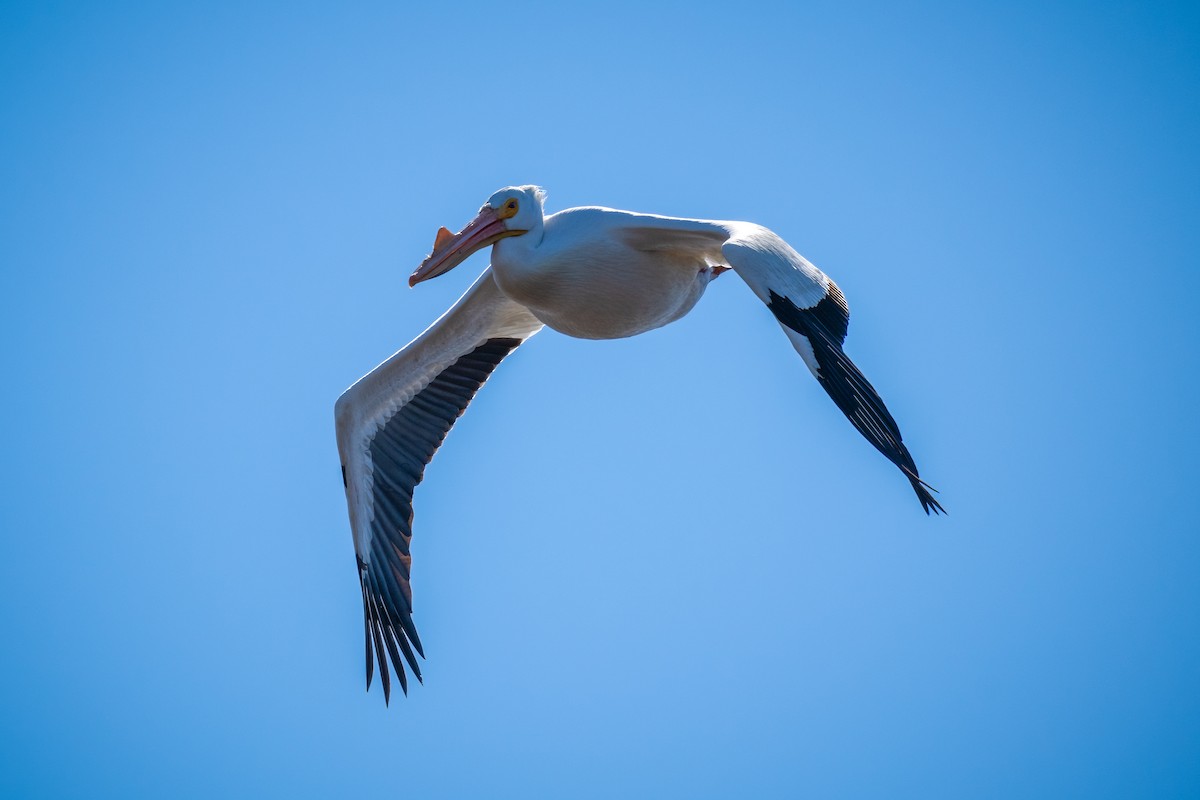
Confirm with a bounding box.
[335,185,943,702]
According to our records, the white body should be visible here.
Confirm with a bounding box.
[491,206,829,351]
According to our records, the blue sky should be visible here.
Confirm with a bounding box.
[2,1,1198,797]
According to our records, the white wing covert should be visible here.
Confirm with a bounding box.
[334,269,543,702]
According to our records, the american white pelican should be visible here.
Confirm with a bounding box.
[335,185,943,702]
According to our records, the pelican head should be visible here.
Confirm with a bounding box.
[409,185,546,286]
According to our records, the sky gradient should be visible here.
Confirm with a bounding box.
[2,2,1199,797]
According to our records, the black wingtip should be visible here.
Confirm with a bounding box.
[361,577,374,693]
[365,637,373,693]
[915,482,947,516]
[901,467,945,515]
[409,628,425,660]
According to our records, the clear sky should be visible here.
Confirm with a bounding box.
[2,1,1198,797]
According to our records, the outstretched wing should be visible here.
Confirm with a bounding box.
[334,269,543,703]
[616,211,941,513]
[721,224,944,514]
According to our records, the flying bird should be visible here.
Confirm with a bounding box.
[334,185,943,702]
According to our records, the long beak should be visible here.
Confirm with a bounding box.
[409,206,512,287]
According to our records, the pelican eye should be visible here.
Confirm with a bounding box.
[498,198,519,219]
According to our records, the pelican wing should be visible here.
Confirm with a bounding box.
[619,214,942,514]
[334,269,543,703]
[721,225,943,514]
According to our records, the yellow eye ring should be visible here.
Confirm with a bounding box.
[498,198,519,219]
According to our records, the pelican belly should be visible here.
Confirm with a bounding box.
[492,241,710,340]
